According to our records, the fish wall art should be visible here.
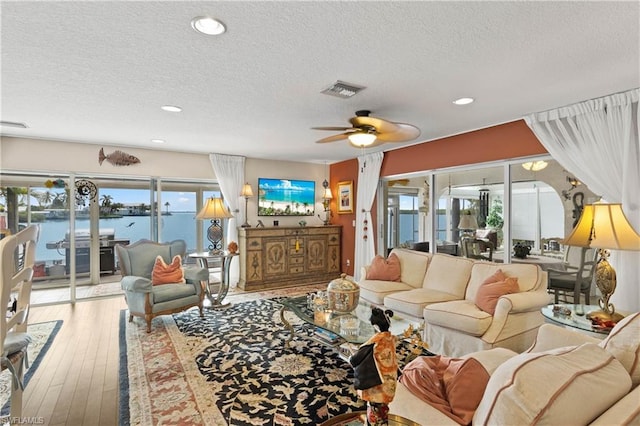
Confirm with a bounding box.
[98,148,141,166]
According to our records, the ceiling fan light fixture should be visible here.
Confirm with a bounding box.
[191,16,226,35]
[348,132,377,147]
[522,160,548,171]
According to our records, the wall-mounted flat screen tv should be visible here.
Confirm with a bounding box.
[258,178,315,216]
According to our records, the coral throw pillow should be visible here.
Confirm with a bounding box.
[475,277,519,315]
[400,355,490,425]
[152,255,185,285]
[366,253,401,281]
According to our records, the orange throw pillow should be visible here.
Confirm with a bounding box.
[152,255,185,285]
[481,269,507,285]
[366,253,401,281]
[475,277,519,315]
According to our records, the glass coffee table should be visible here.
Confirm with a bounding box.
[278,295,419,350]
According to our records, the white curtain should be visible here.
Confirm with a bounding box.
[525,88,640,312]
[209,153,245,285]
[354,151,384,281]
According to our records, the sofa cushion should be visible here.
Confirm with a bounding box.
[466,263,541,301]
[475,277,519,315]
[422,254,474,298]
[366,253,401,281]
[359,279,414,305]
[424,300,493,336]
[599,311,640,387]
[390,248,431,289]
[384,288,460,318]
[400,355,489,425]
[473,343,632,425]
[152,254,185,285]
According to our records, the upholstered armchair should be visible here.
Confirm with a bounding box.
[116,239,209,332]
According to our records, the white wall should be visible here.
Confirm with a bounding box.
[244,157,327,228]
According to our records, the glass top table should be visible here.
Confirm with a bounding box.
[278,295,419,348]
[541,304,611,337]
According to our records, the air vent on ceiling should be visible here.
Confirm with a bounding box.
[321,81,366,99]
[0,121,28,129]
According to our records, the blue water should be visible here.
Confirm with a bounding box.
[34,212,200,264]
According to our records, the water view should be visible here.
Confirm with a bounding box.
[34,212,200,264]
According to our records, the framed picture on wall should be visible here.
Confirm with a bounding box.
[337,181,354,214]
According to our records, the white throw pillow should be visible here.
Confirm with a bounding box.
[599,312,640,387]
[473,343,632,425]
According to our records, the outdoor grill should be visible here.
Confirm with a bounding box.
[46,229,129,274]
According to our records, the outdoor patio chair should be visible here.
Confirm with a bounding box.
[1,225,39,418]
[116,239,209,332]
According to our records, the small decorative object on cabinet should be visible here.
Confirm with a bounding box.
[327,273,359,313]
[238,225,341,291]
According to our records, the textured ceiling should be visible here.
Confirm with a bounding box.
[1,1,638,164]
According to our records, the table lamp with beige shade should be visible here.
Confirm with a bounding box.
[562,202,640,322]
[196,197,233,254]
[458,213,478,239]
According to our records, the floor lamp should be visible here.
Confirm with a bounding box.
[240,183,254,228]
[562,202,640,322]
[196,197,233,254]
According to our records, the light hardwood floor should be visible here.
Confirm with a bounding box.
[20,296,127,426]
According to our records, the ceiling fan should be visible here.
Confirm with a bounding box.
[313,110,421,148]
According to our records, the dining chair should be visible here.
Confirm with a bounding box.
[547,245,597,305]
[1,225,39,418]
[461,237,494,261]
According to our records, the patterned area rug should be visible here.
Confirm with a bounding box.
[120,299,366,425]
[0,320,63,415]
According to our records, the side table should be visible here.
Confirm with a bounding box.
[188,251,238,309]
[541,304,610,339]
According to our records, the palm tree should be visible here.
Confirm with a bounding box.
[164,201,170,214]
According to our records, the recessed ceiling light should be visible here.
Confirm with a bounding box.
[453,97,474,105]
[151,139,165,144]
[191,16,226,35]
[161,105,182,112]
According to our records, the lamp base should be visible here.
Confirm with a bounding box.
[241,222,251,228]
[587,309,624,323]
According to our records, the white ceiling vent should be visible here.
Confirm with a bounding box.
[0,121,28,129]
[321,81,366,99]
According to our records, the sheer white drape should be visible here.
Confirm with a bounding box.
[525,88,640,312]
[354,151,384,281]
[209,153,245,284]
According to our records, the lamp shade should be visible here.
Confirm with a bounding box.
[196,197,233,220]
[458,214,478,230]
[323,187,333,200]
[563,203,640,251]
[241,183,254,198]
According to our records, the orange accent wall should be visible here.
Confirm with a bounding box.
[330,119,547,275]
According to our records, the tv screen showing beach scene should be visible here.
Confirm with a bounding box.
[258,178,315,216]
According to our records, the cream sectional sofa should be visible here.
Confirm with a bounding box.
[359,248,551,356]
[388,313,640,425]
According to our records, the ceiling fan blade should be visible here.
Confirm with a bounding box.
[376,122,421,142]
[316,133,349,143]
[311,126,354,131]
[350,116,401,134]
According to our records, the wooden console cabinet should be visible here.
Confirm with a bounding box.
[238,225,341,291]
